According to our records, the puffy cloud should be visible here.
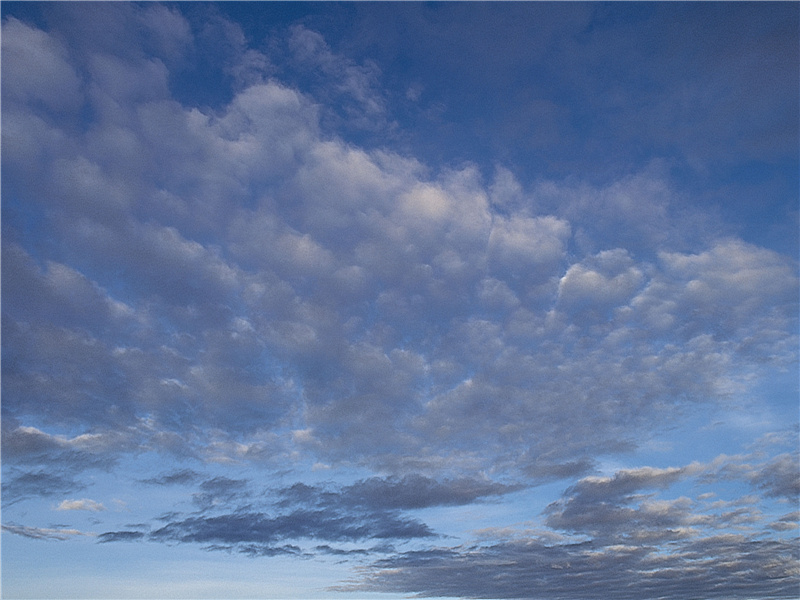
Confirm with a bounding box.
[1,11,796,598]
[1,17,83,113]
[3,8,795,480]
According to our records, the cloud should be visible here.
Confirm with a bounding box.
[749,453,800,500]
[284,24,388,132]
[2,523,92,541]
[345,459,800,599]
[97,530,146,543]
[1,470,86,505]
[56,499,106,512]
[346,534,799,600]
[2,6,796,487]
[141,469,202,486]
[150,509,434,551]
[98,474,516,555]
[543,466,705,541]
[276,475,521,512]
[0,17,83,113]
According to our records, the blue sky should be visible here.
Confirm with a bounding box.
[1,2,798,599]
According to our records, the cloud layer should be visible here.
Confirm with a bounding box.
[2,4,797,599]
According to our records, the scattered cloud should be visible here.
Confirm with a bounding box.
[1,4,796,598]
[345,534,799,600]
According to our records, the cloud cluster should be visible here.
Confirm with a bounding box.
[3,4,796,484]
[1,5,797,598]
[348,534,799,600]
[93,473,520,557]
[345,457,800,600]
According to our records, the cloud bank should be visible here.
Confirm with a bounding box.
[2,3,797,599]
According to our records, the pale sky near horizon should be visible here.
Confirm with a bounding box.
[2,2,798,599]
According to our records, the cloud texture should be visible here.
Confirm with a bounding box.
[2,3,797,599]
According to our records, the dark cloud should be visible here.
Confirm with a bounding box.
[141,469,202,486]
[346,534,799,600]
[191,476,250,510]
[150,509,434,549]
[98,531,146,543]
[1,469,85,505]
[278,475,521,511]
[749,453,800,500]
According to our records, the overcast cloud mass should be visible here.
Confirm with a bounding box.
[2,3,798,599]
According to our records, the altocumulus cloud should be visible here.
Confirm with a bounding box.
[1,3,798,599]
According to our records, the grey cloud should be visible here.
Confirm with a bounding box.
[1,470,86,505]
[277,475,521,512]
[2,6,796,490]
[141,469,202,486]
[347,534,799,600]
[1,17,83,113]
[150,509,434,548]
[749,453,800,500]
[98,530,146,543]
[1,523,91,541]
[544,466,703,541]
[0,420,124,473]
[342,475,522,510]
[192,476,250,510]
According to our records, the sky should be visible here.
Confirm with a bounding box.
[1,2,798,599]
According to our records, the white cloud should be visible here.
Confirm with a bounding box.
[56,499,106,512]
[2,8,796,485]
[1,17,83,113]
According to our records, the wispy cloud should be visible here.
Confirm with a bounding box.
[2,523,93,541]
[56,499,106,512]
